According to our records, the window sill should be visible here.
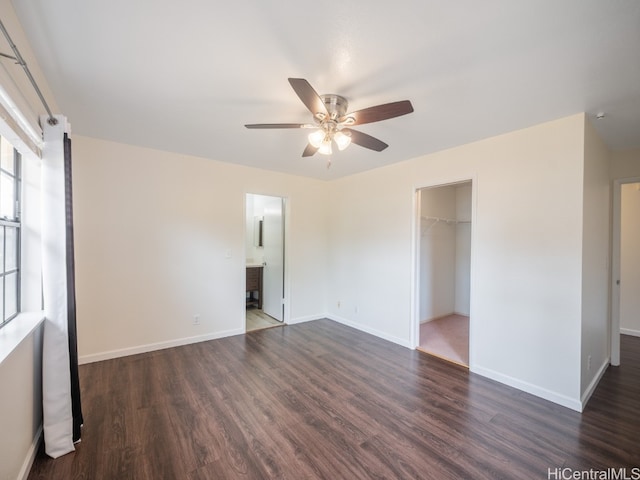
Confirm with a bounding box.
[0,311,44,366]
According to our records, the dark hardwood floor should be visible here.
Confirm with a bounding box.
[28,320,640,479]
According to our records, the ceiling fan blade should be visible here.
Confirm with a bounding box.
[302,144,318,157]
[344,128,388,152]
[245,123,309,129]
[342,100,414,126]
[288,78,328,117]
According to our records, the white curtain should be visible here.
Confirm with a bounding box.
[41,114,75,458]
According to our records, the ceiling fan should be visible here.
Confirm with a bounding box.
[245,78,414,158]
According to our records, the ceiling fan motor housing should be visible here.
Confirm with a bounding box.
[320,94,349,121]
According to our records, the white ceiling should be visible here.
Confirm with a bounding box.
[10,0,640,180]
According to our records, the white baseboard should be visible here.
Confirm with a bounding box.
[79,315,339,363]
[581,357,610,410]
[471,365,583,412]
[287,314,324,325]
[420,312,470,324]
[420,313,451,324]
[327,314,412,349]
[79,327,245,364]
[620,328,640,337]
[19,425,42,480]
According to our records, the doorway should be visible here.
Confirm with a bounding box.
[611,178,640,365]
[416,181,472,367]
[245,193,286,332]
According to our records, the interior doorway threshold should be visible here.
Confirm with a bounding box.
[417,346,469,369]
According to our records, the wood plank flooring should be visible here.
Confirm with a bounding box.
[28,320,640,479]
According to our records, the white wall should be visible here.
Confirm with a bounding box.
[455,184,472,315]
[621,183,640,336]
[419,185,456,320]
[327,114,587,409]
[72,136,328,362]
[245,195,256,262]
[580,118,611,401]
[0,322,43,480]
[245,194,265,265]
[610,148,640,180]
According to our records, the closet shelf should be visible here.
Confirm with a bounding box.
[421,215,471,224]
[421,216,471,235]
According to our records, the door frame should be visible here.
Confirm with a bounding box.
[411,176,477,366]
[610,176,640,366]
[244,192,290,327]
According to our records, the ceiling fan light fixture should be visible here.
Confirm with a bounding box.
[334,130,352,151]
[318,139,333,155]
[308,129,325,148]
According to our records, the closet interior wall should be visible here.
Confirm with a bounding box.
[420,182,471,322]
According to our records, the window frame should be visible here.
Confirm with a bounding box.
[0,139,21,328]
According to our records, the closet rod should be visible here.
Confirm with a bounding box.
[0,18,57,126]
[422,216,470,224]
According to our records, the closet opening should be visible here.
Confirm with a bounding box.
[416,180,472,367]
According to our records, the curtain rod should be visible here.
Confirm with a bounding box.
[0,18,57,126]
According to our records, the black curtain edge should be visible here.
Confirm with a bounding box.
[64,133,83,441]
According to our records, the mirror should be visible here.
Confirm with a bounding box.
[254,216,263,247]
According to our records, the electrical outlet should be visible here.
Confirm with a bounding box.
[354,306,359,314]
[193,314,201,325]
[337,301,341,308]
[587,355,592,371]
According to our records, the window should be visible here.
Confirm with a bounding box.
[0,135,20,328]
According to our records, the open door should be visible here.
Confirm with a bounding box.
[262,196,284,321]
